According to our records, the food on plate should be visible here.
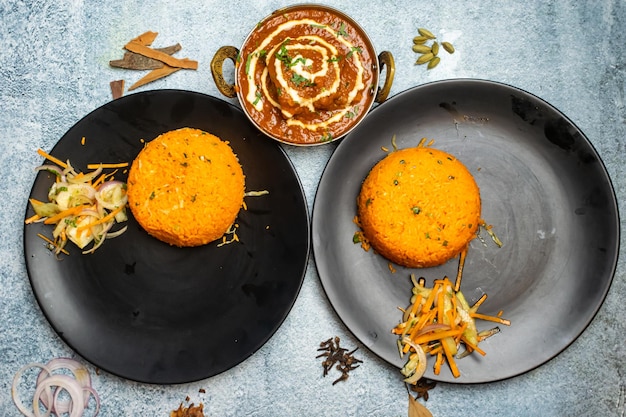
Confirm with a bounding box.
[12,357,100,416]
[236,5,377,144]
[393,274,510,381]
[109,31,198,92]
[355,145,481,268]
[127,127,245,247]
[25,149,129,256]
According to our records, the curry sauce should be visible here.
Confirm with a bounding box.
[237,5,377,145]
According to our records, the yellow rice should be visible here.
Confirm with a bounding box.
[127,127,245,247]
[357,146,481,268]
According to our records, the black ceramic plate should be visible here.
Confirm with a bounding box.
[24,90,310,384]
[312,79,619,383]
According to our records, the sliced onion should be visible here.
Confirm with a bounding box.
[53,184,96,211]
[12,362,50,417]
[12,358,100,417]
[35,165,64,180]
[96,180,123,194]
[64,163,103,185]
[81,222,113,254]
[63,161,78,178]
[415,323,451,338]
[105,225,128,239]
[35,358,92,412]
[95,181,127,211]
[400,337,427,384]
[70,165,103,184]
[77,209,101,218]
[33,375,85,417]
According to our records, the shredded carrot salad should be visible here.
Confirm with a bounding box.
[26,149,130,256]
[393,264,510,382]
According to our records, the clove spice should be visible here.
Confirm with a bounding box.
[316,336,363,385]
[409,378,437,401]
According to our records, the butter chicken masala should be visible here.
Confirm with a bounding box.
[237,6,377,145]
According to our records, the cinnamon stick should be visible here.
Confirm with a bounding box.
[109,44,182,70]
[124,40,198,70]
[128,65,181,91]
[109,79,125,99]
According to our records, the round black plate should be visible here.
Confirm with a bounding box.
[24,90,310,384]
[312,79,619,383]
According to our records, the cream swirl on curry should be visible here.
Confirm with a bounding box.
[237,6,376,144]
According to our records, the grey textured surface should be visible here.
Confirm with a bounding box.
[0,0,624,416]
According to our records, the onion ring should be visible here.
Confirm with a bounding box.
[415,323,451,338]
[95,181,127,211]
[105,225,128,239]
[35,165,64,180]
[400,337,428,384]
[12,358,100,417]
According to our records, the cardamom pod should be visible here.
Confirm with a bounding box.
[415,53,434,65]
[413,36,428,45]
[427,56,441,69]
[442,41,455,54]
[412,44,432,54]
[431,42,440,56]
[418,28,436,39]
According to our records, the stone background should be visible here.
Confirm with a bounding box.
[0,1,624,416]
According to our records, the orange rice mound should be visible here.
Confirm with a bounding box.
[127,127,245,247]
[357,147,480,268]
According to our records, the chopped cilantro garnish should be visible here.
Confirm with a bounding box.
[320,132,333,142]
[336,21,348,37]
[290,56,307,67]
[346,46,362,58]
[245,54,253,75]
[291,73,315,87]
[345,105,360,119]
[276,42,292,66]
[253,90,263,105]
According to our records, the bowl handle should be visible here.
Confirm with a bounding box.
[375,51,395,103]
[210,46,240,98]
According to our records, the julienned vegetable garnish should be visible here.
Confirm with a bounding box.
[393,265,511,382]
[12,357,101,417]
[25,148,129,256]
